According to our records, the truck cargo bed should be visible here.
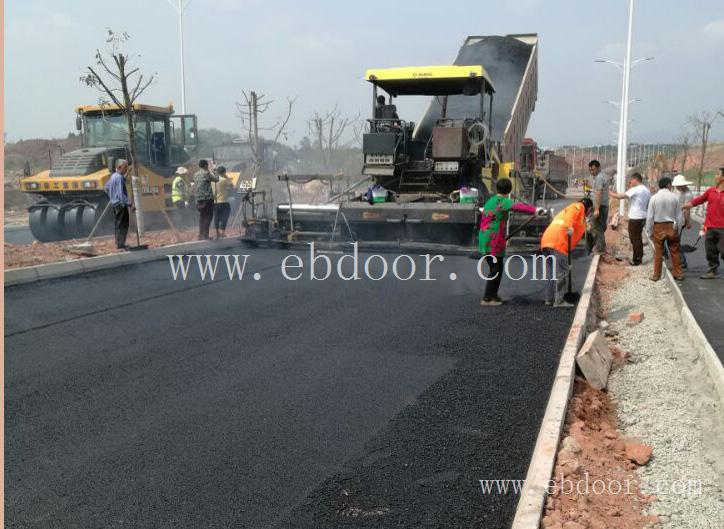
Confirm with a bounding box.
[414,34,538,164]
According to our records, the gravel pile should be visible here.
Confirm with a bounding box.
[606,243,724,528]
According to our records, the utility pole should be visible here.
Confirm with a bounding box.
[166,0,191,113]
[251,91,260,167]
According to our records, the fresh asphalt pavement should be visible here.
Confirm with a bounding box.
[677,222,724,359]
[5,245,591,528]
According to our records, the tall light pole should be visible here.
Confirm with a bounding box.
[595,5,653,213]
[616,0,635,215]
[166,0,192,114]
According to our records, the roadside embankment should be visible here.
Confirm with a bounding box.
[4,228,202,270]
[539,225,724,529]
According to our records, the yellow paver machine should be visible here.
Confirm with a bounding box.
[247,34,548,252]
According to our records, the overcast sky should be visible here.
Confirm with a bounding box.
[5,0,724,148]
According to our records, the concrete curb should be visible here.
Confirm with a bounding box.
[511,254,600,529]
[655,242,724,407]
[4,239,241,287]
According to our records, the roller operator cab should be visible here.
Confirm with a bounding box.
[19,103,198,242]
[363,65,496,199]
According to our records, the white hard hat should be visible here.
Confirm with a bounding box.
[671,174,693,187]
[175,166,189,175]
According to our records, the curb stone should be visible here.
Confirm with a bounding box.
[510,255,601,529]
[642,230,724,407]
[660,250,724,408]
[4,239,241,287]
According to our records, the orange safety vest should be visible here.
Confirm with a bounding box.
[540,202,587,255]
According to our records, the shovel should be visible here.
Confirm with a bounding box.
[563,231,580,304]
[504,213,541,241]
[470,211,543,258]
[127,207,148,251]
[681,230,703,253]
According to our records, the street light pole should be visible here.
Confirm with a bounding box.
[617,0,635,214]
[166,0,191,114]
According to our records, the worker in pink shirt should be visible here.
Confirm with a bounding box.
[478,178,545,306]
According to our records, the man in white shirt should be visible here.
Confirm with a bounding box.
[645,176,684,281]
[610,172,651,266]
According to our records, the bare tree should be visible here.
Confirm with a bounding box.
[688,111,722,190]
[308,105,360,171]
[236,91,295,170]
[80,29,155,234]
[674,125,694,173]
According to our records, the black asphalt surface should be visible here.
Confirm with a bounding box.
[677,222,724,359]
[5,246,591,528]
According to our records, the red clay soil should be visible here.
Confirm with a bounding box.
[595,224,630,314]
[541,220,659,529]
[541,380,658,529]
[3,227,220,270]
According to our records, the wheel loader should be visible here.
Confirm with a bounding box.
[19,103,200,241]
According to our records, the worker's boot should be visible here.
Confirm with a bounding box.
[480,298,503,307]
[553,300,575,308]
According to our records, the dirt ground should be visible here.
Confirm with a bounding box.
[541,225,660,529]
[3,227,211,270]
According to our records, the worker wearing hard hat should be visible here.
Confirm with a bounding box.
[540,198,594,307]
[672,174,694,269]
[172,166,189,209]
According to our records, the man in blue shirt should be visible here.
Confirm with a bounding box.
[104,158,133,249]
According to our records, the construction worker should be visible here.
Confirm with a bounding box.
[683,167,724,279]
[540,198,594,307]
[478,178,545,306]
[213,166,233,239]
[192,159,219,240]
[646,176,684,282]
[588,160,610,255]
[171,167,188,209]
[104,158,133,250]
[609,172,651,266]
[672,174,694,269]
[374,94,399,132]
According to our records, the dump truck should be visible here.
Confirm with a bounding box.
[247,34,544,252]
[19,103,199,241]
[519,137,570,200]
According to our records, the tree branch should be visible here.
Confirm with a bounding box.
[86,66,125,108]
